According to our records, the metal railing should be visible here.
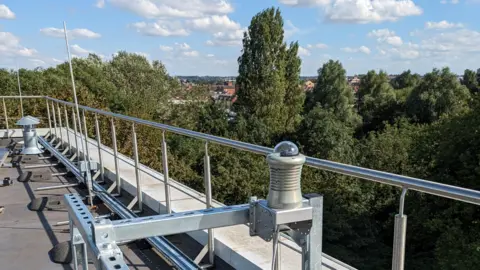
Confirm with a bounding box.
[2,95,480,270]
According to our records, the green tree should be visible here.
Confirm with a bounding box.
[358,70,398,131]
[390,70,421,89]
[406,67,471,123]
[461,69,479,94]
[283,42,305,132]
[235,7,287,141]
[307,60,361,127]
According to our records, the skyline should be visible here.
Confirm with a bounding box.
[0,0,479,76]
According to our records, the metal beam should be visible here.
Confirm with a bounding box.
[110,205,249,243]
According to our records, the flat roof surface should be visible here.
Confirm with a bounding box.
[0,145,232,270]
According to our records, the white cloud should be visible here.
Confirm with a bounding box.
[207,54,215,57]
[29,59,46,66]
[214,59,228,65]
[186,15,240,32]
[96,0,106,8]
[40,28,101,39]
[284,20,300,38]
[17,48,37,57]
[314,43,328,49]
[175,42,191,50]
[182,50,199,57]
[206,29,244,46]
[135,52,149,58]
[0,4,15,19]
[421,29,480,53]
[368,29,403,46]
[298,46,311,56]
[325,0,423,24]
[425,20,464,30]
[342,46,371,54]
[280,0,423,24]
[0,32,37,57]
[279,0,331,6]
[71,44,92,55]
[130,21,189,36]
[388,43,420,59]
[109,0,234,19]
[52,58,64,63]
[159,45,174,52]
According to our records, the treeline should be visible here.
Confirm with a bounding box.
[1,7,480,270]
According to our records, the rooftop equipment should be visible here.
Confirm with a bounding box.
[16,116,43,155]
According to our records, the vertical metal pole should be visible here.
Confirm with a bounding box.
[81,109,94,206]
[46,99,52,138]
[57,103,64,148]
[302,194,323,270]
[204,142,214,265]
[64,21,90,201]
[94,114,104,181]
[64,105,72,155]
[161,130,172,214]
[81,242,88,270]
[81,110,90,161]
[71,108,79,159]
[69,215,79,270]
[392,189,408,270]
[51,101,58,142]
[16,66,24,117]
[2,98,8,138]
[132,123,142,211]
[111,118,121,194]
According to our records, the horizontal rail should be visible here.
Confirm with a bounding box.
[0,95,43,99]
[6,95,480,206]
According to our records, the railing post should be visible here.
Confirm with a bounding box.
[204,141,215,265]
[161,130,172,214]
[81,109,94,206]
[51,101,58,143]
[2,98,9,138]
[132,123,142,212]
[57,103,64,149]
[81,110,91,161]
[111,118,121,195]
[46,99,52,138]
[392,188,408,270]
[64,105,72,155]
[94,114,104,181]
[71,108,79,160]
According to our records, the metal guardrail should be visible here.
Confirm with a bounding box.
[2,95,480,270]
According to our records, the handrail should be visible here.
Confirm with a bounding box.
[2,95,480,206]
[43,96,480,206]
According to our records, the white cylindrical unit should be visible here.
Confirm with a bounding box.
[266,141,306,210]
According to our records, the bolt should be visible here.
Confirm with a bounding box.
[102,233,109,239]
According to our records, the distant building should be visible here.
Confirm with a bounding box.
[348,75,361,93]
[304,80,315,92]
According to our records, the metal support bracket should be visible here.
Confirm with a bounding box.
[249,199,313,242]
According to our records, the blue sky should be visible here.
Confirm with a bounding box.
[1,0,480,76]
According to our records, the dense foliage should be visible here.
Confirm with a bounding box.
[1,7,480,270]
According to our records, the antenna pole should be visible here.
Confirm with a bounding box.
[63,21,93,206]
[16,64,24,117]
